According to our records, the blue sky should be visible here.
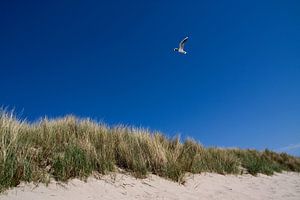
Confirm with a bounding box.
[0,0,300,155]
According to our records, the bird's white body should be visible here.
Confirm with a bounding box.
[174,37,188,54]
[174,48,187,54]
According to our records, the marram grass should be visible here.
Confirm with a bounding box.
[0,110,300,192]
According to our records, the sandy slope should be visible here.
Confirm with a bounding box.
[1,172,299,200]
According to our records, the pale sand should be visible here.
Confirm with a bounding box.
[1,172,299,200]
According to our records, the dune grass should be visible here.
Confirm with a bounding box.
[0,110,300,192]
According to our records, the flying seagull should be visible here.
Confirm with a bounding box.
[174,36,188,54]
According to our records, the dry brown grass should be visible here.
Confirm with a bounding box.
[1,109,299,192]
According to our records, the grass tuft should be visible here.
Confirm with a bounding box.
[0,109,299,192]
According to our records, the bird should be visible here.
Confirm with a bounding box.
[174,36,189,54]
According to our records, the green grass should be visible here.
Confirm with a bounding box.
[0,109,300,192]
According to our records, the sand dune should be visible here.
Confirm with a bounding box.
[1,172,299,200]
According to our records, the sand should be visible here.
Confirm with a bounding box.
[1,172,299,200]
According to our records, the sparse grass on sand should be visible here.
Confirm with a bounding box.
[0,109,300,192]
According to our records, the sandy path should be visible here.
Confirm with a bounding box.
[1,172,299,200]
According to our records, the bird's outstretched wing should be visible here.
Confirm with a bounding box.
[179,37,188,49]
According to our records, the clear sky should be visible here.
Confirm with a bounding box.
[0,0,300,155]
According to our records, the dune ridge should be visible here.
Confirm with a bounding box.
[1,109,300,193]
